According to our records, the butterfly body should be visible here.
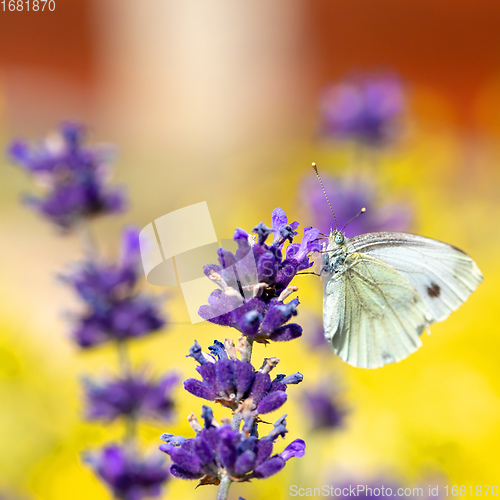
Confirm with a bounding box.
[322,229,483,369]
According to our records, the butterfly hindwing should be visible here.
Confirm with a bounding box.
[323,252,432,368]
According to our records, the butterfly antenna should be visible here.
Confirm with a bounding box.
[341,207,366,232]
[312,162,338,230]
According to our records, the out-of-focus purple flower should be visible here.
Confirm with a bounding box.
[159,406,305,485]
[198,208,320,343]
[319,75,405,146]
[84,371,178,422]
[84,444,170,500]
[301,173,413,238]
[304,317,329,350]
[72,295,165,348]
[8,122,126,229]
[184,340,302,415]
[64,227,166,348]
[303,383,346,431]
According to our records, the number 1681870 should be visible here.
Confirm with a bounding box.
[1,0,55,11]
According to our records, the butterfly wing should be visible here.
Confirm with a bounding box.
[348,232,483,324]
[324,252,433,368]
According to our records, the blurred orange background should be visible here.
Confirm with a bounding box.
[1,2,500,499]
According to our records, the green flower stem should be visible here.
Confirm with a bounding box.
[117,339,132,377]
[216,473,232,500]
[231,412,243,431]
[78,220,100,261]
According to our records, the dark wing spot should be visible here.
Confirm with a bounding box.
[426,282,441,298]
[382,352,395,364]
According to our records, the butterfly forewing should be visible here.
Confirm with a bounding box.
[348,232,484,324]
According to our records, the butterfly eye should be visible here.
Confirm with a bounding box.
[334,234,345,245]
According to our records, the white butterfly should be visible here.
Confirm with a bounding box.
[313,165,483,369]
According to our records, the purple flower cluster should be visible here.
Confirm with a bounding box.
[160,406,305,485]
[84,371,178,422]
[85,445,170,500]
[198,208,320,343]
[303,384,346,431]
[64,227,165,348]
[9,122,174,500]
[301,173,412,238]
[184,340,302,414]
[8,122,126,229]
[319,75,405,146]
[159,209,310,497]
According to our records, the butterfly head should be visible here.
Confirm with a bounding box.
[332,229,345,247]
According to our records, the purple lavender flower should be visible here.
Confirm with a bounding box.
[303,383,346,431]
[301,173,413,238]
[65,227,166,348]
[84,371,178,422]
[198,208,320,343]
[72,295,165,348]
[319,75,405,146]
[8,122,126,229]
[184,340,302,415]
[84,444,170,500]
[159,406,305,485]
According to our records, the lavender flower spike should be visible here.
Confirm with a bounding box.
[198,208,320,343]
[8,122,126,229]
[65,227,166,348]
[84,444,170,500]
[159,406,305,485]
[319,74,405,146]
[84,371,178,422]
[184,339,302,415]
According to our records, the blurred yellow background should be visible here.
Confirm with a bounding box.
[1,1,500,499]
